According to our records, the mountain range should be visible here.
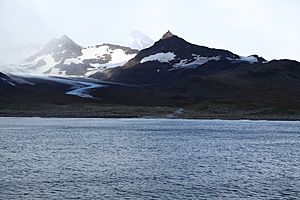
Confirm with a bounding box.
[1,31,300,119]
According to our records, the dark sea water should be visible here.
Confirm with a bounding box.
[0,118,299,200]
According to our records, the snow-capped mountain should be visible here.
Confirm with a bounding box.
[92,31,266,83]
[1,30,300,116]
[131,31,265,69]
[21,35,138,76]
[127,31,154,50]
[113,31,154,50]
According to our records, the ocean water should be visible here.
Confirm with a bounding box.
[0,118,299,199]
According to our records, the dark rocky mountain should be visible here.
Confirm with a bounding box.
[91,31,266,84]
[89,31,300,111]
[21,35,139,76]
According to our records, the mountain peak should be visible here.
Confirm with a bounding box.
[58,35,73,43]
[45,35,74,48]
[161,30,175,39]
[24,35,82,63]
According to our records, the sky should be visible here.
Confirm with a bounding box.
[0,0,300,62]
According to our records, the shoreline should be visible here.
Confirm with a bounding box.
[1,113,300,121]
[1,117,300,122]
[1,103,300,121]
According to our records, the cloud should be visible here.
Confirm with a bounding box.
[0,0,299,61]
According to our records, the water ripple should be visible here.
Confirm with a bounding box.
[0,118,299,199]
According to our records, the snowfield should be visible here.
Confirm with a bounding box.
[239,56,258,64]
[141,52,176,63]
[174,55,221,68]
[23,54,62,74]
[226,56,259,64]
[64,45,136,67]
[19,44,137,76]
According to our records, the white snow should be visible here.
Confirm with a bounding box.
[239,56,258,64]
[173,55,221,68]
[66,83,105,99]
[140,52,176,63]
[64,45,135,65]
[182,56,221,68]
[173,59,189,68]
[49,67,66,76]
[80,46,110,60]
[63,57,81,65]
[23,54,61,74]
[109,49,135,66]
[63,45,137,75]
[19,44,136,76]
[226,56,258,64]
[90,63,103,68]
[64,80,107,99]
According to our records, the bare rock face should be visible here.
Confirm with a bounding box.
[161,30,174,40]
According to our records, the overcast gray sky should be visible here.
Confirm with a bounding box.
[0,0,300,61]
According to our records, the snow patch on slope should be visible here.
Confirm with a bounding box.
[173,55,221,68]
[227,56,258,64]
[141,52,176,63]
[239,56,258,64]
[23,54,62,74]
[182,56,221,68]
[63,45,137,76]
[64,45,136,66]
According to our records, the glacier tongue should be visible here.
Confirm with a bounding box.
[65,81,107,99]
[27,75,108,99]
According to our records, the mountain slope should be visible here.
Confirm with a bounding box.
[0,72,17,88]
[167,59,300,107]
[21,35,138,76]
[1,31,300,118]
[91,31,265,84]
[89,31,300,110]
[114,31,154,50]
